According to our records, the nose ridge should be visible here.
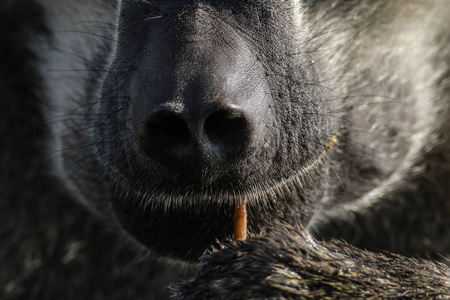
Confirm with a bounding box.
[136,102,252,168]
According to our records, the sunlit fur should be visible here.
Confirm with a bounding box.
[1,0,449,299]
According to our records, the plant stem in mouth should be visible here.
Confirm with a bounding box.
[234,202,247,241]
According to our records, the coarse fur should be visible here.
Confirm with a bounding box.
[175,224,450,299]
[1,0,449,299]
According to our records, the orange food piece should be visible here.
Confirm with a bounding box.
[234,202,247,241]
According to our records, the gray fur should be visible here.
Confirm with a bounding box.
[1,0,450,299]
[307,0,450,257]
[175,224,450,299]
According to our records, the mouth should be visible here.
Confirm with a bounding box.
[112,194,238,260]
[107,133,336,261]
[109,166,319,261]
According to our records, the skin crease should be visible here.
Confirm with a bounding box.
[1,0,450,299]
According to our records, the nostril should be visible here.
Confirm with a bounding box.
[137,107,253,166]
[204,109,250,154]
[142,111,190,158]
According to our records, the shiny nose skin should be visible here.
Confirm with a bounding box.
[129,7,273,171]
[136,103,252,168]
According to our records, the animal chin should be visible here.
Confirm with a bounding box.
[108,168,314,261]
[111,193,236,261]
[106,138,333,261]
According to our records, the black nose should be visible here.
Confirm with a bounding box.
[136,103,252,168]
[128,6,273,172]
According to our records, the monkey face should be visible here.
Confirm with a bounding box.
[80,0,331,261]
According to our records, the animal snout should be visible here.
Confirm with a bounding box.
[137,103,252,167]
